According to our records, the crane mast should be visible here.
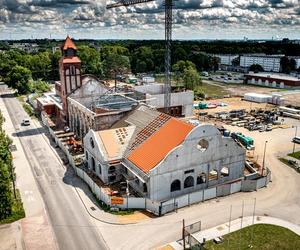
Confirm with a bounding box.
[106,0,172,114]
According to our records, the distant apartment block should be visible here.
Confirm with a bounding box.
[212,54,239,66]
[240,54,284,72]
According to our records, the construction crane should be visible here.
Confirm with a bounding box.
[106,0,172,113]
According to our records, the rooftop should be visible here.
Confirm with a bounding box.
[127,118,194,173]
[94,94,139,111]
[62,56,81,64]
[62,36,77,50]
[97,126,135,161]
[246,72,300,81]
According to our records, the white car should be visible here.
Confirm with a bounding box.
[22,119,30,126]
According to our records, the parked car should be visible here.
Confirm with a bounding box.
[22,119,30,126]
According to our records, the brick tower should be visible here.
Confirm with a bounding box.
[59,36,82,125]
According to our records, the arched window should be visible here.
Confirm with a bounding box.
[197,173,206,184]
[220,167,229,177]
[170,179,181,192]
[184,176,194,188]
[85,151,89,161]
[208,169,218,181]
[91,157,95,171]
[98,164,102,175]
[90,137,95,148]
[197,139,209,152]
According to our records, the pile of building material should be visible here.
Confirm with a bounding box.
[244,92,284,105]
[279,106,300,120]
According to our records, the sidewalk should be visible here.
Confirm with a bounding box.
[161,216,300,250]
[0,94,57,250]
[72,173,153,225]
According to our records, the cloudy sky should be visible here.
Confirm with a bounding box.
[0,0,299,40]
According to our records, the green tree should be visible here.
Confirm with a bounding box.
[183,67,201,90]
[29,52,51,80]
[0,113,13,220]
[50,50,61,81]
[30,79,50,94]
[280,57,296,73]
[104,53,130,89]
[78,45,103,78]
[173,47,187,63]
[232,57,240,66]
[249,64,264,72]
[7,66,32,94]
[172,60,196,85]
[209,56,220,72]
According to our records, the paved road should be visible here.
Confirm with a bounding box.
[0,85,107,250]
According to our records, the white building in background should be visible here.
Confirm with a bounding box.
[240,54,284,72]
[11,43,39,53]
[213,54,239,66]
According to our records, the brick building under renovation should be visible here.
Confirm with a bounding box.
[37,36,194,139]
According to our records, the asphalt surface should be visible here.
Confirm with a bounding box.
[0,85,107,250]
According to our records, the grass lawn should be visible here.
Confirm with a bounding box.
[203,224,300,250]
[196,81,230,98]
[0,190,25,224]
[288,151,300,160]
[279,158,300,173]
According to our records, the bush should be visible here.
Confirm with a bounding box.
[22,103,35,117]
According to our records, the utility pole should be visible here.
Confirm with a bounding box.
[182,219,186,250]
[227,205,232,250]
[239,200,245,250]
[292,126,298,154]
[250,198,257,246]
[262,141,268,176]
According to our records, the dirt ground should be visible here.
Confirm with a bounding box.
[282,93,300,107]
[194,97,275,115]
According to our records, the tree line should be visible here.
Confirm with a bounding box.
[0,112,15,220]
[1,39,300,94]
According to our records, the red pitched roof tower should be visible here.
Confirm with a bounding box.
[59,36,82,125]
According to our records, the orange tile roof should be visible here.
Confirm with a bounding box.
[127,118,194,173]
[62,56,81,64]
[62,36,77,50]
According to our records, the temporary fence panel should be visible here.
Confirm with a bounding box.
[176,194,189,208]
[203,187,217,200]
[189,190,203,204]
[256,177,267,189]
[217,184,231,197]
[241,179,257,191]
[161,202,177,215]
[127,197,146,209]
[145,199,159,215]
[267,171,272,183]
[230,181,242,194]
[94,185,102,201]
[76,168,84,179]
[101,189,111,205]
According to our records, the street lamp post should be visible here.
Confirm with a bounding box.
[293,126,298,154]
[262,141,268,176]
